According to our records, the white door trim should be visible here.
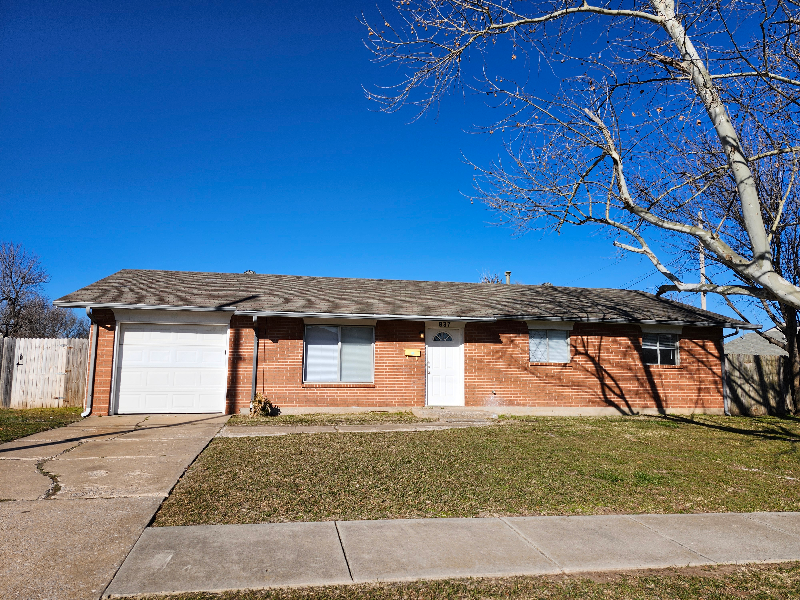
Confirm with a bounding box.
[425,325,465,407]
[109,309,233,415]
[109,321,122,415]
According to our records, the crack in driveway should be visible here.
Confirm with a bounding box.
[35,415,152,500]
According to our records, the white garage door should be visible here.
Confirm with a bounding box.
[115,323,228,414]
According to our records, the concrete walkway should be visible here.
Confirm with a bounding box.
[0,414,227,600]
[220,408,499,437]
[106,511,800,596]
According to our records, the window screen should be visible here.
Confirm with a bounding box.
[642,333,678,366]
[529,329,571,363]
[304,325,374,382]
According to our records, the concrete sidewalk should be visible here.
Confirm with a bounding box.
[0,414,227,600]
[106,511,800,597]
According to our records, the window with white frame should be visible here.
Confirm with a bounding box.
[304,325,375,382]
[641,333,679,366]
[529,329,571,363]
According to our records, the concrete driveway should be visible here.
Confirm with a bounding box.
[0,413,227,600]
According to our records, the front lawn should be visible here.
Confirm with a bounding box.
[227,411,434,427]
[117,563,800,600]
[154,415,800,526]
[0,407,83,444]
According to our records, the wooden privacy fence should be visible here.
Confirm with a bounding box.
[725,353,790,416]
[0,338,89,409]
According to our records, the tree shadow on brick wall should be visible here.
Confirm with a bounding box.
[226,325,243,414]
[573,333,725,415]
[572,336,665,415]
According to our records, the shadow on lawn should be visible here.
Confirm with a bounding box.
[656,413,800,444]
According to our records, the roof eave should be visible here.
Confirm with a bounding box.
[53,301,238,312]
[498,315,760,329]
[237,310,496,322]
[53,301,759,329]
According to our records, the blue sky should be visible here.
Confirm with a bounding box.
[0,0,751,325]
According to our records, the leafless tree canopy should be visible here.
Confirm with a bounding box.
[364,0,800,316]
[479,270,504,283]
[0,242,89,339]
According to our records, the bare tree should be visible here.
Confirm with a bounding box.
[0,242,49,338]
[0,242,89,339]
[479,270,503,283]
[13,296,90,339]
[365,0,800,409]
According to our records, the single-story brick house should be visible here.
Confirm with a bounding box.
[54,269,756,416]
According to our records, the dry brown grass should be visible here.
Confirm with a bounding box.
[154,415,800,525]
[0,407,83,443]
[118,562,800,599]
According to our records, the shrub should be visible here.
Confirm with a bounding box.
[251,392,281,417]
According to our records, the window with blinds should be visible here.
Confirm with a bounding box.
[529,329,571,363]
[304,325,375,382]
[642,333,679,366]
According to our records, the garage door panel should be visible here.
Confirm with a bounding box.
[116,323,228,414]
[118,393,143,411]
[176,350,199,364]
[199,369,226,386]
[174,370,201,386]
[144,394,169,410]
[199,394,221,409]
[201,350,226,366]
[172,394,196,408]
[146,371,171,387]
[149,331,174,342]
[119,370,145,387]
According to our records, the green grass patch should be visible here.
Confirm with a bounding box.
[0,407,83,444]
[154,415,800,525]
[117,562,800,599]
[227,411,434,427]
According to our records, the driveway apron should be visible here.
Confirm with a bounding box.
[0,414,227,600]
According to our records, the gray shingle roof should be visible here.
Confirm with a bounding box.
[725,328,788,355]
[54,269,754,327]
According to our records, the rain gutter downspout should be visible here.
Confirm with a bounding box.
[81,308,99,418]
[250,316,259,412]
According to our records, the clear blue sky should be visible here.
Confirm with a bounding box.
[0,0,751,325]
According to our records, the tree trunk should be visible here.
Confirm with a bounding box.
[783,307,800,415]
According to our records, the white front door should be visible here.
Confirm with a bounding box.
[426,327,464,406]
[115,323,228,414]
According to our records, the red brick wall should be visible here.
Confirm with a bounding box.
[84,313,724,415]
[233,317,426,414]
[87,308,116,416]
[464,321,724,412]
[226,315,256,414]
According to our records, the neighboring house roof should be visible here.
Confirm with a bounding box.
[725,328,788,356]
[54,269,756,328]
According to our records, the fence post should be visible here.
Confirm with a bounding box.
[0,338,16,408]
